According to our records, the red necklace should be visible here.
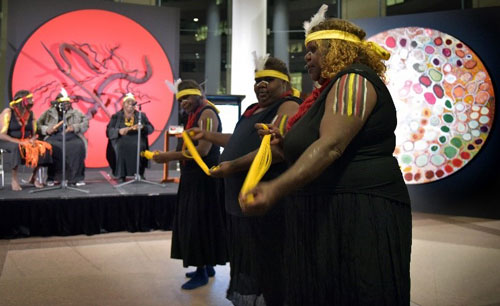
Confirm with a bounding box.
[286,80,331,130]
[12,107,31,139]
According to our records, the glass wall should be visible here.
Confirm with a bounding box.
[161,0,229,95]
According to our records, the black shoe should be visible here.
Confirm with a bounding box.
[181,268,208,290]
[185,266,215,278]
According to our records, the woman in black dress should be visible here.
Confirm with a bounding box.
[153,80,228,290]
[241,6,412,306]
[190,56,301,305]
[106,93,154,182]
[0,90,52,191]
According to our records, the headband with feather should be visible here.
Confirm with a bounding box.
[303,4,328,35]
[165,78,183,95]
[252,51,270,72]
[56,87,71,102]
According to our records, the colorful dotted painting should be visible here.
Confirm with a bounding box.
[369,28,495,184]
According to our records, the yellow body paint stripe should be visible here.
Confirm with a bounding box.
[347,74,355,116]
[278,115,288,135]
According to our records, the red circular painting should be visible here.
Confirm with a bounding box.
[11,9,174,168]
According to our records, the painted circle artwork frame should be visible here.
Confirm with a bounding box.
[369,27,495,184]
[11,9,174,168]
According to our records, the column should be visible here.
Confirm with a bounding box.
[205,0,221,94]
[273,0,289,67]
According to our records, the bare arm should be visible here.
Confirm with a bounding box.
[154,108,220,163]
[0,109,24,144]
[189,128,232,147]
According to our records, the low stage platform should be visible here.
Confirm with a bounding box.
[0,165,179,239]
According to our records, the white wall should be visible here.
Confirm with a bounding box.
[230,0,266,113]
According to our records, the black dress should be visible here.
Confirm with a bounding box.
[282,64,412,305]
[106,110,154,178]
[220,96,302,306]
[171,105,228,268]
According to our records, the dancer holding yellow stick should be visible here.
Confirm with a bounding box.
[153,79,227,290]
[239,5,411,305]
[189,55,301,306]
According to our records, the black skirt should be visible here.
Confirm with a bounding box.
[226,202,286,306]
[171,169,228,267]
[46,134,85,183]
[284,192,412,306]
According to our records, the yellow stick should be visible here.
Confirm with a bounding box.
[181,131,211,175]
[239,125,272,204]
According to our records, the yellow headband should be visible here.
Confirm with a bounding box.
[9,93,33,107]
[56,96,71,103]
[305,29,390,60]
[255,70,290,83]
[176,88,202,100]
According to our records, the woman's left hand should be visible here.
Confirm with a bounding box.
[239,181,278,216]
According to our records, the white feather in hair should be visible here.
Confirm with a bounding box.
[303,4,328,35]
[252,51,270,71]
[124,92,135,101]
[165,78,182,94]
[60,87,69,99]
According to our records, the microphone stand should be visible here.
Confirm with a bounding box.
[31,104,89,194]
[115,104,164,188]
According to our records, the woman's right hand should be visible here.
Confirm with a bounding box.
[255,123,283,146]
[187,127,204,140]
[239,181,279,216]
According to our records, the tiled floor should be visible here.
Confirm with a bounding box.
[0,212,499,306]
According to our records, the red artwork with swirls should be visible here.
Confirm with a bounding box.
[11,9,174,168]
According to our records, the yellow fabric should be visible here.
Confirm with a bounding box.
[255,70,290,82]
[239,125,272,204]
[292,88,301,98]
[9,93,33,107]
[176,89,202,100]
[181,131,211,175]
[305,29,390,60]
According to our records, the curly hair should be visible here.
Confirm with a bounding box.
[310,19,386,81]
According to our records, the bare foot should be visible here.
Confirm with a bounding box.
[28,174,36,184]
[34,179,44,189]
[12,181,22,191]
